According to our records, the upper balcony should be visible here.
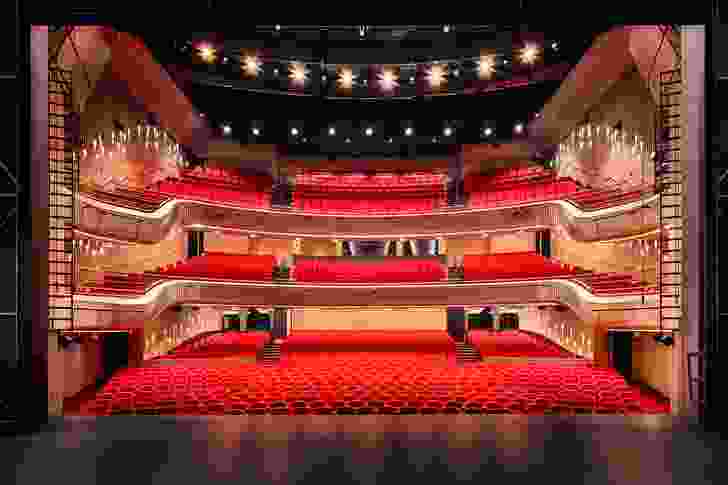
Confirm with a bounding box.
[76,164,657,244]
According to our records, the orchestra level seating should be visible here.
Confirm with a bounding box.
[70,330,670,416]
[469,330,575,358]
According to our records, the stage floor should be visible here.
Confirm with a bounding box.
[3,416,724,485]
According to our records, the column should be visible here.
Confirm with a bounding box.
[272,307,288,339]
[681,25,705,418]
[15,26,50,423]
[447,307,466,341]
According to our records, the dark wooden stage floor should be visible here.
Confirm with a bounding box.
[3,416,725,484]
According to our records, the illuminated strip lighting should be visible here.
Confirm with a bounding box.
[74,278,658,307]
[73,228,140,246]
[76,191,659,222]
[595,228,661,245]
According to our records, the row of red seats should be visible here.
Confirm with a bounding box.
[182,167,272,188]
[293,258,447,282]
[293,196,446,212]
[82,353,669,415]
[298,172,445,187]
[280,331,457,356]
[170,331,269,358]
[469,330,575,358]
[575,273,657,295]
[468,179,578,208]
[463,252,579,280]
[155,180,270,207]
[464,166,553,191]
[151,254,275,280]
[567,185,652,209]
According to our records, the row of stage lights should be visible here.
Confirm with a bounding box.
[218,122,527,141]
[191,39,554,91]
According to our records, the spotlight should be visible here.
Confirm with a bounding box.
[365,127,374,136]
[223,57,228,63]
[478,55,496,78]
[443,25,450,33]
[378,69,399,90]
[514,123,524,134]
[291,127,299,136]
[243,56,261,76]
[275,24,281,31]
[404,127,413,136]
[387,138,393,143]
[483,127,493,136]
[252,127,260,136]
[289,63,308,82]
[551,42,558,50]
[337,67,354,89]
[222,124,232,135]
[345,138,351,143]
[273,68,279,75]
[452,68,459,77]
[520,43,540,64]
[432,137,438,143]
[426,64,447,87]
[443,127,453,136]
[409,76,415,84]
[328,126,336,136]
[198,43,217,63]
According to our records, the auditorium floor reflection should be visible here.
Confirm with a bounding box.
[5,416,725,484]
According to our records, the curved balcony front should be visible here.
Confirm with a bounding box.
[73,275,657,331]
[75,191,658,244]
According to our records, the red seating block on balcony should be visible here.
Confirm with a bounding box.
[463,252,576,280]
[293,257,446,283]
[151,254,275,280]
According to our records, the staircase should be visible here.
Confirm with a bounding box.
[260,341,281,366]
[455,341,481,364]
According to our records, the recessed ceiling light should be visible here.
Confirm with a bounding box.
[302,137,307,143]
[321,75,327,81]
[551,42,558,49]
[443,25,450,33]
[443,127,453,136]
[222,124,232,135]
[252,127,260,136]
[387,138,393,143]
[483,127,493,136]
[291,127,299,136]
[432,137,438,143]
[345,138,351,143]
[328,127,336,135]
[365,127,374,136]
[514,123,524,134]
[404,127,413,136]
[275,25,281,31]
[273,68,279,75]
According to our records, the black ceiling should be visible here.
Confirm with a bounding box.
[134,25,606,156]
